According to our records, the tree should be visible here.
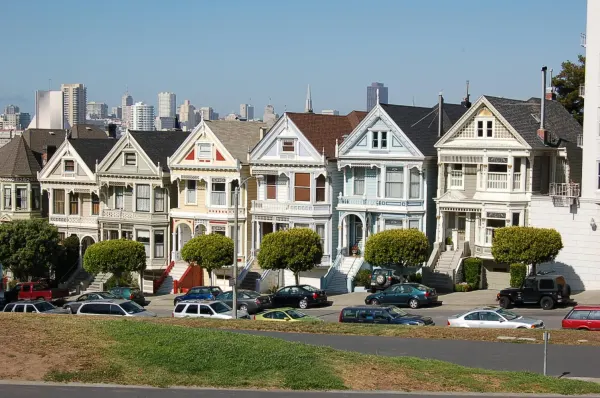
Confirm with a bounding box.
[491,226,563,276]
[181,233,234,281]
[83,239,146,280]
[364,229,429,269]
[552,55,585,124]
[257,228,323,285]
[57,235,80,281]
[0,219,63,280]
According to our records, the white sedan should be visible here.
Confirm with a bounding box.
[448,306,544,329]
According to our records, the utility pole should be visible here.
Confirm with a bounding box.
[232,185,240,319]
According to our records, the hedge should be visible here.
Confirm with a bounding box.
[463,257,482,289]
[510,263,528,288]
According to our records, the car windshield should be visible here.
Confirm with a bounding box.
[210,287,222,294]
[388,307,408,317]
[100,292,117,299]
[496,308,520,320]
[286,309,307,319]
[300,285,318,292]
[210,302,231,314]
[34,302,55,312]
[190,288,210,295]
[120,301,145,314]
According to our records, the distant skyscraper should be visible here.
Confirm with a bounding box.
[240,104,255,120]
[321,109,339,116]
[179,100,196,131]
[158,92,176,118]
[130,102,155,130]
[61,83,87,126]
[111,106,122,119]
[305,84,313,113]
[263,103,277,125]
[366,82,388,111]
[87,101,108,119]
[4,105,19,114]
[122,92,133,127]
[199,107,215,121]
[155,116,176,130]
[29,90,67,129]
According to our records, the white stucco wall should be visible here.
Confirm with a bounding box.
[529,196,600,291]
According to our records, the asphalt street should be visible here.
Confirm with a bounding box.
[1,384,596,398]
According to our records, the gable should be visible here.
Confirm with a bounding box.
[97,134,158,176]
[38,141,94,182]
[168,122,238,169]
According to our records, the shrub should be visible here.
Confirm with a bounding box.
[105,272,139,290]
[354,269,371,288]
[182,233,234,278]
[364,229,429,268]
[463,257,482,289]
[510,263,528,288]
[408,273,422,283]
[445,236,452,246]
[83,239,146,279]
[454,283,474,292]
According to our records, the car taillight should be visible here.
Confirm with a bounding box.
[253,315,256,320]
[129,294,134,299]
[425,291,430,298]
[171,313,174,317]
[388,276,392,280]
[447,320,450,326]
[255,298,260,305]
[312,293,317,299]
[339,312,342,322]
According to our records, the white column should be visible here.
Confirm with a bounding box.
[171,230,177,258]
[310,172,316,203]
[403,167,409,199]
[508,154,514,192]
[342,168,347,196]
[520,157,526,192]
[177,224,182,251]
[78,242,83,269]
[150,186,154,213]
[288,172,294,202]
[11,183,15,211]
[48,189,53,216]
[361,216,367,252]
[251,220,256,255]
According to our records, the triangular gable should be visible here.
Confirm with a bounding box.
[96,131,159,176]
[38,140,95,181]
[338,104,423,158]
[435,97,531,148]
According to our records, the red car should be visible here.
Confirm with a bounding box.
[4,282,69,303]
[562,306,600,331]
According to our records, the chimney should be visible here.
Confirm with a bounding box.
[537,66,548,142]
[437,92,444,138]
[107,123,117,139]
[43,145,57,166]
[259,127,266,140]
[461,80,472,108]
[545,87,556,101]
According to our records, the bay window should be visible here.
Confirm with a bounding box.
[136,184,151,212]
[16,186,27,210]
[154,188,165,212]
[114,186,124,209]
[154,230,164,258]
[409,168,421,198]
[31,187,40,210]
[294,173,310,202]
[91,193,100,215]
[385,167,404,198]
[353,168,365,195]
[211,180,226,206]
[53,189,64,214]
[136,230,150,257]
[266,175,277,200]
[186,180,196,204]
[316,224,326,252]
[449,164,464,189]
[69,193,79,215]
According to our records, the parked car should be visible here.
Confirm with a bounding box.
[173,286,223,305]
[3,300,68,314]
[562,306,600,330]
[4,282,69,303]
[64,299,156,317]
[108,286,146,306]
[72,292,118,302]
[172,300,250,319]
[369,268,404,293]
[497,273,572,310]
[365,283,438,309]
[271,285,327,309]
[253,307,322,322]
[448,306,544,329]
[339,305,434,325]
[215,289,271,314]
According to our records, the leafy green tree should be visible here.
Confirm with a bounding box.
[364,229,429,269]
[83,239,146,280]
[491,226,563,276]
[57,235,81,281]
[552,55,585,124]
[0,219,63,280]
[181,233,234,280]
[257,228,323,285]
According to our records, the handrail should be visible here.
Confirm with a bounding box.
[346,256,365,293]
[153,260,175,292]
[236,254,255,288]
[58,260,81,285]
[320,253,342,290]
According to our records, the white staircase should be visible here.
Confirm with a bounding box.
[84,272,113,292]
[325,256,364,295]
[156,261,189,295]
[424,249,462,292]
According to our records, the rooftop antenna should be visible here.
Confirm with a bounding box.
[376,88,380,104]
[412,96,415,107]
[461,81,472,108]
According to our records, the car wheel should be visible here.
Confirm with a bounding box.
[376,275,386,286]
[299,299,308,309]
[498,296,511,309]
[408,298,419,309]
[578,327,589,331]
[540,296,555,310]
[369,299,380,305]
[239,304,248,312]
[66,307,73,314]
[516,326,527,329]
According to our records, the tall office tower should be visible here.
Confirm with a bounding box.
[111,106,122,119]
[321,109,339,115]
[122,92,133,127]
[199,107,215,121]
[240,104,254,120]
[178,99,196,130]
[5,113,31,129]
[87,102,108,119]
[305,84,313,113]
[61,83,87,125]
[4,105,19,114]
[29,90,67,129]
[158,92,176,118]
[130,102,155,130]
[263,103,277,125]
[366,82,388,111]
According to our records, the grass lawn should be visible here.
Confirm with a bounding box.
[1,314,599,394]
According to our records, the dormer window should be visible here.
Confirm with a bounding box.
[381,132,388,148]
[477,120,493,138]
[64,160,75,173]
[197,142,212,159]
[372,131,378,148]
[372,131,388,149]
[281,140,295,152]
[124,152,136,166]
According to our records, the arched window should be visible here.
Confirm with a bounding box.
[316,175,326,202]
[409,168,421,199]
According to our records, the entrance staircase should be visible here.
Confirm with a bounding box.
[423,246,463,292]
[156,261,189,295]
[60,268,93,293]
[85,272,113,292]
[322,255,364,295]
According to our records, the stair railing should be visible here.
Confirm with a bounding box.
[57,260,81,288]
[236,254,255,288]
[153,260,175,293]
[426,242,440,270]
[256,269,271,292]
[320,252,342,291]
[345,256,365,293]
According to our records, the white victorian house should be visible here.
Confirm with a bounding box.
[249,111,366,289]
[429,94,582,290]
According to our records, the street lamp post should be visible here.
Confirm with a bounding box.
[232,177,253,320]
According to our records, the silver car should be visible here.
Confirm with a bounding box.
[65,299,157,317]
[448,306,544,329]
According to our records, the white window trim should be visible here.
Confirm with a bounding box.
[196,142,212,160]
[449,164,464,190]
[476,118,494,138]
[353,168,365,196]
[185,180,197,205]
[123,152,137,166]
[63,159,76,174]
[210,178,227,207]
[280,138,297,154]
[384,166,405,199]
[407,219,421,230]
[370,130,389,150]
[114,186,125,210]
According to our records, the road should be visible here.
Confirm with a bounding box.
[1,383,596,398]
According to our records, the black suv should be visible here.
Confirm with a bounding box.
[369,268,404,293]
[496,272,572,310]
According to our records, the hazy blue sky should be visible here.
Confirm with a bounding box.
[1,0,586,117]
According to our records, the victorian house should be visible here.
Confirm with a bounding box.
[249,111,366,288]
[429,94,581,290]
[165,120,267,291]
[327,98,467,293]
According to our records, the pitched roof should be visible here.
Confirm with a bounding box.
[205,121,267,163]
[69,124,108,139]
[485,96,581,148]
[286,111,368,158]
[69,139,118,171]
[0,135,41,177]
[380,103,468,156]
[129,130,190,171]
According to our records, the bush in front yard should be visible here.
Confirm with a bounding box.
[510,263,528,288]
[463,258,482,289]
[454,283,474,292]
[354,269,371,288]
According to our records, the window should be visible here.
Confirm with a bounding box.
[408,219,420,230]
[110,305,126,316]
[316,175,326,202]
[266,175,277,200]
[477,120,493,137]
[154,230,164,258]
[69,193,79,215]
[31,187,40,210]
[16,187,27,210]
[200,305,213,315]
[115,186,124,209]
[230,180,239,206]
[53,189,65,214]
[136,230,150,257]
[136,184,150,212]
[91,193,100,215]
[568,310,590,320]
[450,164,463,189]
[174,304,185,313]
[197,143,212,159]
[353,168,365,195]
[186,304,199,315]
[477,120,484,137]
[512,212,520,226]
[14,305,25,313]
[3,186,11,210]
[589,311,600,320]
[381,131,388,148]
[464,312,480,321]
[294,173,310,202]
[154,188,165,212]
[372,131,379,148]
[486,120,493,137]
[211,181,226,206]
[281,140,295,152]
[124,153,136,166]
[186,180,197,204]
[409,168,420,198]
[81,304,111,315]
[480,312,502,322]
[488,163,507,173]
[64,160,75,173]
[539,279,555,290]
[316,224,326,252]
[385,167,404,198]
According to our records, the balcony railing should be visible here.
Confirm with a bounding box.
[449,170,464,189]
[252,201,331,214]
[207,207,246,217]
[578,134,583,148]
[337,197,423,207]
[487,172,508,190]
[512,172,521,190]
[100,209,169,221]
[49,215,98,225]
[581,32,587,48]
[579,84,585,98]
[549,182,580,198]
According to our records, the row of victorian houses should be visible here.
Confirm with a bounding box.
[0,88,582,294]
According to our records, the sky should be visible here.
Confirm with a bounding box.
[0,0,587,117]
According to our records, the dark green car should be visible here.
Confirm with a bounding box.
[109,287,146,306]
[365,283,438,309]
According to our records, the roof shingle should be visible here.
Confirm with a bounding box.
[0,135,41,177]
[205,121,268,163]
[129,131,190,171]
[69,139,118,171]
